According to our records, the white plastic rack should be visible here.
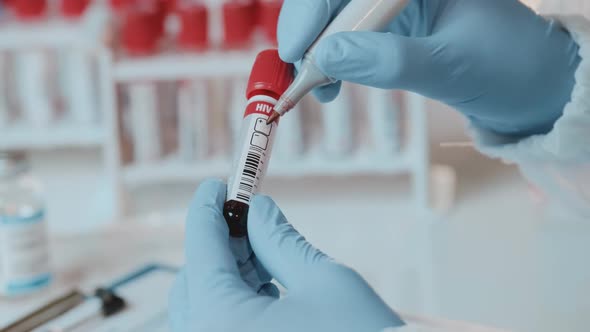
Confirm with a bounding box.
[0,17,431,219]
[111,49,430,216]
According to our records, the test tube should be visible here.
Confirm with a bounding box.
[109,0,132,14]
[366,88,401,156]
[59,0,97,125]
[11,0,47,19]
[257,0,282,45]
[224,49,294,237]
[121,3,163,163]
[176,1,209,161]
[13,0,54,128]
[221,0,257,151]
[321,84,353,158]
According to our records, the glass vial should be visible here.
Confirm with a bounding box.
[0,152,51,297]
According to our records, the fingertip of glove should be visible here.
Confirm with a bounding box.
[195,178,226,194]
[248,195,286,232]
[186,179,228,238]
[249,195,277,215]
[277,44,301,64]
[189,178,226,210]
[315,34,348,72]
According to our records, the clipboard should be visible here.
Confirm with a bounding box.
[3,263,178,332]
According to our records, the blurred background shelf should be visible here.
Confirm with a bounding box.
[1,2,588,331]
[0,21,91,49]
[123,153,411,186]
[113,51,259,81]
[0,123,104,150]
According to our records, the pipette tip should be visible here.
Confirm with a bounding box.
[267,111,280,124]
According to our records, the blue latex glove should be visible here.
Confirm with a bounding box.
[277,0,581,136]
[168,179,404,332]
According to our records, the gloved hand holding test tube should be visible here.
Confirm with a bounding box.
[170,0,588,330]
[267,0,410,124]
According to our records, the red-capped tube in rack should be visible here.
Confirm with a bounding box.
[161,0,176,13]
[222,0,256,49]
[2,0,15,9]
[109,0,134,15]
[153,0,168,38]
[223,49,294,237]
[258,0,282,44]
[12,0,48,20]
[177,2,208,51]
[60,0,91,19]
[121,4,161,56]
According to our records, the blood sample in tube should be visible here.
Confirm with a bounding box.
[224,49,293,237]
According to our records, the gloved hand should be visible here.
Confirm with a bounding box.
[278,0,581,136]
[168,179,405,332]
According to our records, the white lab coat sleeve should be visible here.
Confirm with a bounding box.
[469,15,590,218]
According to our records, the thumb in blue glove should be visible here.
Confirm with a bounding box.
[278,0,581,136]
[168,179,404,332]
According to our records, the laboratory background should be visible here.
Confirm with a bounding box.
[0,0,588,331]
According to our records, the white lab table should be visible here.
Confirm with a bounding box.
[0,223,510,332]
[0,223,184,328]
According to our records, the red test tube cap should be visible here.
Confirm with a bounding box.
[60,0,91,19]
[121,6,161,56]
[177,3,208,51]
[258,0,283,44]
[2,0,14,7]
[222,0,256,49]
[162,0,176,12]
[153,0,168,37]
[12,0,48,20]
[109,0,133,13]
[247,49,293,100]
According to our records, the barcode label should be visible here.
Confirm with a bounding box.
[235,149,263,202]
[227,103,277,205]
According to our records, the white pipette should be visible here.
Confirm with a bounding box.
[267,0,410,124]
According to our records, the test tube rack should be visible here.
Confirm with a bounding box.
[0,20,110,150]
[0,8,432,221]
[111,51,431,214]
[0,6,435,314]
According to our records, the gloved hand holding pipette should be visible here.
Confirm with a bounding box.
[168,179,405,332]
[276,0,581,136]
[169,0,590,329]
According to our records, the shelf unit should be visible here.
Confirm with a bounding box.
[113,51,258,82]
[0,122,104,150]
[0,20,432,218]
[0,20,90,49]
[0,18,121,214]
[122,153,413,187]
[110,50,431,215]
[0,11,437,315]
